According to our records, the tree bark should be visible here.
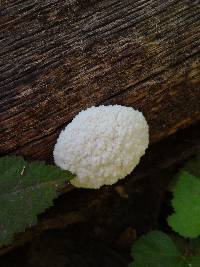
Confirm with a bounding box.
[0,0,200,160]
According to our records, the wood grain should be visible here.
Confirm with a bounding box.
[0,0,200,160]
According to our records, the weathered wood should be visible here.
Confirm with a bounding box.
[0,0,200,160]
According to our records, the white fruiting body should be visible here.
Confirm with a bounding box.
[53,105,149,189]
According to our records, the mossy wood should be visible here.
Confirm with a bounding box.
[0,0,200,160]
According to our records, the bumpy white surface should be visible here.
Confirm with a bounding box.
[53,105,149,189]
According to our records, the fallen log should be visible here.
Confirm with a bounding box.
[0,0,200,160]
[0,0,200,257]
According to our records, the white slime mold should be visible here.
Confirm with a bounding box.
[53,105,149,189]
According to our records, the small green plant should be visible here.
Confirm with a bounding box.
[130,154,200,267]
[168,171,200,238]
[130,231,200,267]
[168,154,200,238]
[0,156,75,247]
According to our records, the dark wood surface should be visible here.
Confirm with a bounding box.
[0,0,200,160]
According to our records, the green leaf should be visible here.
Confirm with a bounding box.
[0,156,75,247]
[168,171,200,238]
[130,231,200,267]
[169,154,200,193]
[130,231,182,267]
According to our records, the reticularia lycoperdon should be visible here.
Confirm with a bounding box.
[53,105,149,189]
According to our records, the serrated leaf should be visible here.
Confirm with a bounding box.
[130,231,200,267]
[130,231,182,267]
[169,154,200,193]
[168,171,200,238]
[0,156,75,247]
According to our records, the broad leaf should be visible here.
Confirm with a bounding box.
[168,171,200,238]
[130,231,182,267]
[130,231,200,267]
[0,156,75,247]
[169,154,200,192]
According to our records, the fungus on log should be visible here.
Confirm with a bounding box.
[0,0,200,160]
[0,0,200,256]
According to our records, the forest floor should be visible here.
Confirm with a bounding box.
[0,123,199,267]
